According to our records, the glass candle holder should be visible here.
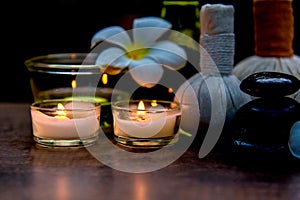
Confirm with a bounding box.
[30,99,101,147]
[25,53,130,130]
[112,100,182,148]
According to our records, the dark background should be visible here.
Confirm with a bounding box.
[2,0,300,102]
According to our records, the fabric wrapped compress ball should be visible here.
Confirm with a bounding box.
[175,4,251,156]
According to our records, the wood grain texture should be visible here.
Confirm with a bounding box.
[1,103,300,200]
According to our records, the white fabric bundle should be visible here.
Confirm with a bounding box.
[175,4,251,151]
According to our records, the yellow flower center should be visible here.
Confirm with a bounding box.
[125,43,149,60]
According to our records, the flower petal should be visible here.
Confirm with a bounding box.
[129,58,164,88]
[96,47,130,75]
[133,17,172,46]
[133,16,172,29]
[147,41,187,70]
[91,26,131,49]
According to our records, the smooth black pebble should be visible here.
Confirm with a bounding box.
[240,71,300,97]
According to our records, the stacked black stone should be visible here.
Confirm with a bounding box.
[232,71,300,161]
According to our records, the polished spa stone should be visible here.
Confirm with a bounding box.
[231,97,300,158]
[240,71,300,97]
[289,122,300,159]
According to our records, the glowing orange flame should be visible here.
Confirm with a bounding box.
[102,74,108,85]
[151,100,157,107]
[71,80,76,89]
[55,103,69,120]
[137,100,146,117]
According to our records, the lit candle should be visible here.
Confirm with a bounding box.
[30,100,101,143]
[112,100,181,143]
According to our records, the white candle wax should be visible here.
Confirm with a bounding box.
[31,102,100,139]
[114,109,180,139]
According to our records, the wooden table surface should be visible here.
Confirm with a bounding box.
[1,102,300,200]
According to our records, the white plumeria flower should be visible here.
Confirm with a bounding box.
[91,16,187,88]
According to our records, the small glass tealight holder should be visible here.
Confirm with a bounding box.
[111,100,181,149]
[30,99,101,147]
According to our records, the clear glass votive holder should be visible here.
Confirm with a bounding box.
[30,99,101,147]
[25,53,129,130]
[111,100,182,148]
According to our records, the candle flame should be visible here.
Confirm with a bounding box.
[55,103,69,120]
[71,80,76,89]
[137,100,146,117]
[151,100,157,107]
[102,73,108,85]
[138,100,145,110]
